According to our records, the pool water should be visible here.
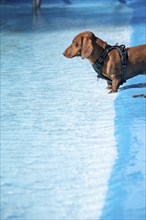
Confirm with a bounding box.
[1,1,146,219]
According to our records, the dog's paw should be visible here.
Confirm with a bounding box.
[106,85,112,90]
[109,90,118,94]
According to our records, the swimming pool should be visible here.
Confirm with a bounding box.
[1,1,146,219]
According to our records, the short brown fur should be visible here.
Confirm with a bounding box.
[63,31,146,93]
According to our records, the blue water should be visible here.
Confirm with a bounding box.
[1,1,146,220]
[100,1,146,220]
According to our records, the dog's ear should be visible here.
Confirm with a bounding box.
[81,37,93,59]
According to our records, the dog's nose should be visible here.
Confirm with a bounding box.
[63,52,66,56]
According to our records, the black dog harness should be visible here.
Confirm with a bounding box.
[92,44,127,84]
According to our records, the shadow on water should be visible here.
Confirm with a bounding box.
[99,88,146,220]
[120,83,146,91]
[100,1,146,219]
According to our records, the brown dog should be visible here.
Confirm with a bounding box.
[63,31,146,93]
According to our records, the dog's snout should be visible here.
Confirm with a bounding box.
[63,49,71,58]
[63,49,68,57]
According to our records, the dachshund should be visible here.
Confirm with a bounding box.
[63,31,146,94]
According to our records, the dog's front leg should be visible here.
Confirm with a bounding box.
[109,76,121,93]
[106,82,112,90]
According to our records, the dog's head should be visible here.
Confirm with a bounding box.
[63,31,96,59]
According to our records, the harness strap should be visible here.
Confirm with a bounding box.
[92,44,127,84]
